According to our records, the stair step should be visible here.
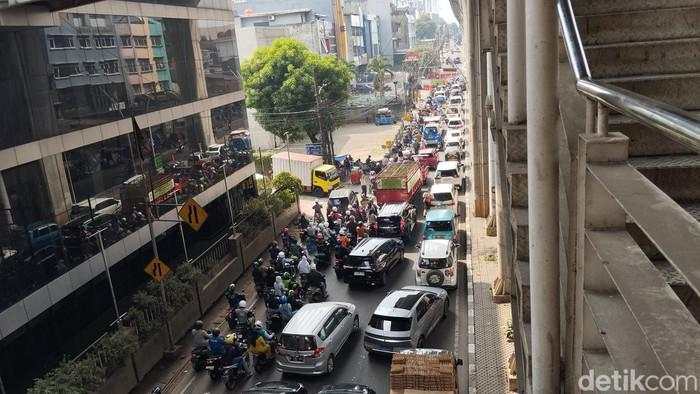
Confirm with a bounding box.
[511,207,529,261]
[582,38,700,79]
[609,112,698,156]
[577,6,700,46]
[504,123,527,163]
[508,162,528,208]
[573,0,700,16]
[629,155,700,201]
[602,72,700,110]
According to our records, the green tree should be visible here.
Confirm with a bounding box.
[368,57,394,98]
[272,171,303,195]
[415,14,438,40]
[241,38,353,143]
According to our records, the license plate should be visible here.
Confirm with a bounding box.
[205,365,215,370]
[354,271,365,276]
[288,356,303,362]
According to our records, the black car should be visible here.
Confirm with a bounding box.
[375,202,417,241]
[343,238,404,286]
[243,381,307,394]
[327,188,358,217]
[319,383,376,394]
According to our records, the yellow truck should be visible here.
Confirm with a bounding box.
[271,152,340,195]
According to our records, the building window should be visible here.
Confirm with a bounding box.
[133,36,147,47]
[144,82,156,94]
[159,81,170,91]
[100,60,119,75]
[88,15,107,27]
[125,59,137,73]
[138,59,152,72]
[72,15,83,26]
[132,84,143,94]
[84,62,98,75]
[78,35,91,48]
[53,63,81,79]
[120,35,132,47]
[48,35,75,49]
[150,36,163,47]
[154,57,166,70]
[95,35,116,48]
[111,15,128,24]
[129,16,145,24]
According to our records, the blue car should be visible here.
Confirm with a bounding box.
[423,208,457,240]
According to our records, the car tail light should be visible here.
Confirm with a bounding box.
[312,347,326,358]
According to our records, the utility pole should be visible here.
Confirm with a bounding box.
[312,77,332,164]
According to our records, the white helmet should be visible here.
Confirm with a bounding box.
[278,251,285,258]
[310,263,317,270]
[332,206,338,212]
[238,300,247,308]
[254,320,263,328]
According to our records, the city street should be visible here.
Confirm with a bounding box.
[170,184,469,393]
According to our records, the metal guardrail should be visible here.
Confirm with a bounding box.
[556,0,700,152]
[190,231,231,273]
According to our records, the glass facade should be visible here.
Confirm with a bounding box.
[0,13,242,149]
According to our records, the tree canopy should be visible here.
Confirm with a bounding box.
[415,14,446,40]
[241,38,353,142]
[368,57,394,97]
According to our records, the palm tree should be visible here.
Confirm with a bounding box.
[368,57,394,99]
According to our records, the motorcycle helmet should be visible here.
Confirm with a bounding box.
[228,283,235,290]
[310,263,317,271]
[224,333,237,345]
[254,320,263,329]
[194,320,203,330]
[212,328,221,337]
[238,300,247,308]
[332,206,338,212]
[283,272,291,280]
[278,251,285,259]
[279,295,287,304]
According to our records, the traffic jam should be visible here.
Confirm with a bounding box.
[184,76,469,394]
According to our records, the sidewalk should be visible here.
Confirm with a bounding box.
[467,213,515,393]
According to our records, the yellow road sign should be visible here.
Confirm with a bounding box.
[178,198,208,231]
[145,257,171,282]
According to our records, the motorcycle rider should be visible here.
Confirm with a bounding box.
[264,266,276,289]
[252,260,265,291]
[297,255,311,281]
[224,284,245,309]
[273,275,286,297]
[281,272,294,289]
[234,300,251,329]
[221,334,252,377]
[268,241,281,261]
[208,328,226,356]
[192,320,210,353]
[249,321,274,359]
[277,295,294,321]
[275,251,287,272]
[306,263,327,297]
[312,199,324,222]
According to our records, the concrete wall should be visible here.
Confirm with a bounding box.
[364,0,394,64]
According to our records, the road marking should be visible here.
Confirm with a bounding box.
[179,374,195,394]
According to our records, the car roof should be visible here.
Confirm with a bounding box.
[437,161,459,170]
[430,183,453,193]
[349,237,392,256]
[328,188,354,199]
[244,381,304,393]
[282,302,345,335]
[420,239,452,259]
[444,135,461,142]
[378,202,408,217]
[446,116,462,122]
[418,148,436,154]
[316,164,336,172]
[424,122,440,128]
[425,208,456,221]
[423,116,441,122]
[75,197,114,207]
[375,289,424,318]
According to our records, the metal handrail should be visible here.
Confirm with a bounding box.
[556,0,700,152]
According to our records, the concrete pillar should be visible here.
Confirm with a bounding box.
[507,0,526,123]
[0,173,13,228]
[198,110,215,147]
[526,0,561,392]
[42,154,73,225]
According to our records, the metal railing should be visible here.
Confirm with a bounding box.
[190,231,231,273]
[556,0,700,151]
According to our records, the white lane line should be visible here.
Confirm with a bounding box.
[178,374,195,394]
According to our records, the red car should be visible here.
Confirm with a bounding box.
[414,148,439,170]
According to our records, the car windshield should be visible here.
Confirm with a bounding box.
[446,141,460,147]
[369,315,412,331]
[433,192,453,202]
[326,169,339,181]
[448,121,462,127]
[427,220,453,232]
[329,198,347,207]
[347,255,372,267]
[438,169,459,178]
[280,334,316,351]
[420,257,451,269]
[378,216,400,226]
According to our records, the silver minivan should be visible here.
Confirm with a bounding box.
[364,286,449,354]
[276,302,359,375]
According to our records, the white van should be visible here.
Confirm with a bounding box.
[428,183,456,207]
[415,239,458,288]
[435,161,464,191]
[443,136,463,160]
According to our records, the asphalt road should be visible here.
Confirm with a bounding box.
[172,182,469,394]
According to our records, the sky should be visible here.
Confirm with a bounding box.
[438,0,459,24]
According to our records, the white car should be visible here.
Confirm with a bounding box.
[416,240,459,288]
[435,161,465,191]
[443,136,463,160]
[427,183,456,207]
[205,143,226,158]
[446,117,464,129]
[72,197,122,217]
[447,128,464,140]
